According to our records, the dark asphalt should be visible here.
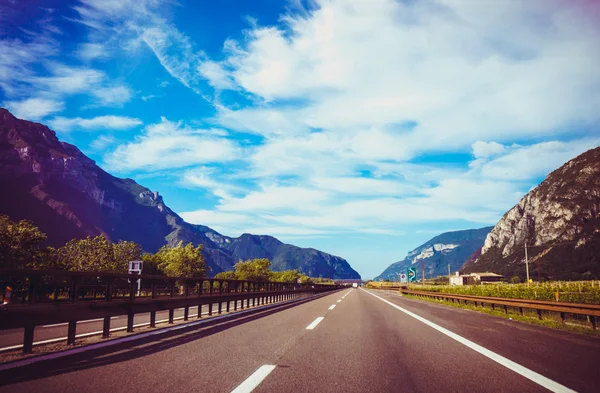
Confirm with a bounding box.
[1,288,598,393]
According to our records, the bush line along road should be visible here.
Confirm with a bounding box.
[1,287,599,393]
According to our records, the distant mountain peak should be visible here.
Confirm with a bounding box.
[374,227,492,280]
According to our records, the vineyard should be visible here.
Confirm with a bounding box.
[409,281,600,304]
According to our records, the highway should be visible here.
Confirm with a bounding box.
[1,288,599,393]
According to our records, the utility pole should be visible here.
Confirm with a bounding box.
[525,241,530,287]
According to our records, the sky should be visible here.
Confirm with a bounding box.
[1,0,599,279]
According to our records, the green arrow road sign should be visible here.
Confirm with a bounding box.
[407,267,417,282]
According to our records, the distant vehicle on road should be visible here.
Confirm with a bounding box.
[352,283,358,288]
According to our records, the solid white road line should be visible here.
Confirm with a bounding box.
[306,317,324,330]
[0,310,213,352]
[361,288,576,393]
[328,305,336,310]
[231,365,277,393]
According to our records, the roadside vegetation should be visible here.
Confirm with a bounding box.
[364,277,600,304]
[408,282,600,304]
[400,293,600,337]
[0,215,334,285]
[214,258,334,284]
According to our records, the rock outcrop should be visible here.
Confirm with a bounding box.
[462,146,600,280]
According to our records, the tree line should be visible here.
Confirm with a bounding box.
[214,258,334,284]
[0,215,333,284]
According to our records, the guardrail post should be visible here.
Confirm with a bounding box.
[70,278,78,303]
[560,312,565,324]
[537,309,543,320]
[23,325,34,354]
[103,317,111,337]
[67,321,77,345]
[169,308,174,324]
[504,305,508,314]
[27,276,36,304]
[209,302,213,316]
[129,279,136,301]
[590,316,597,330]
[209,280,214,296]
[105,279,113,301]
[184,283,190,321]
[127,312,134,332]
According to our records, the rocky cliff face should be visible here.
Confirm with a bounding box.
[374,227,492,281]
[0,108,360,279]
[462,146,600,280]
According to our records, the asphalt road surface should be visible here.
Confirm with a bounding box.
[1,288,599,393]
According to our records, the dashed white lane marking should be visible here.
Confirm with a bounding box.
[328,305,336,310]
[306,316,324,330]
[362,289,576,393]
[231,365,277,393]
[337,300,341,303]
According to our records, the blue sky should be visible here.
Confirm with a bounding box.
[1,0,599,279]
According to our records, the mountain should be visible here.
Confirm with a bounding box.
[374,227,492,281]
[0,108,360,279]
[462,146,600,280]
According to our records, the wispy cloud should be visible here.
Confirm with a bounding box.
[104,117,241,171]
[48,115,142,132]
[4,97,65,120]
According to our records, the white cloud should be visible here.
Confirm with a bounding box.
[90,135,117,150]
[477,139,596,181]
[212,0,600,153]
[34,65,105,94]
[472,141,505,159]
[4,97,64,120]
[48,115,142,132]
[76,43,108,60]
[91,85,133,106]
[104,117,240,171]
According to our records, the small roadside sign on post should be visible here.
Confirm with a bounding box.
[400,273,407,283]
[128,261,143,296]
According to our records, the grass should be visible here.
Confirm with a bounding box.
[407,281,600,304]
[399,292,600,337]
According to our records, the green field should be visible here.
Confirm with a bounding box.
[408,281,600,304]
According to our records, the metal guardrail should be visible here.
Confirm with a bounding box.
[399,288,599,330]
[0,269,340,353]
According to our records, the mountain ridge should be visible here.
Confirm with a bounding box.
[0,108,360,279]
[461,146,600,280]
[374,226,493,280]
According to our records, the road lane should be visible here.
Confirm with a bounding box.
[1,287,597,393]
[0,290,346,393]
[368,289,600,393]
[256,287,552,393]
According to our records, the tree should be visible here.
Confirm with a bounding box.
[510,276,521,284]
[233,258,272,281]
[270,269,302,283]
[215,271,237,280]
[0,215,47,269]
[113,241,142,271]
[154,241,207,278]
[55,235,115,271]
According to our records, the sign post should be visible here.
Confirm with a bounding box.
[128,261,143,296]
[407,267,417,283]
